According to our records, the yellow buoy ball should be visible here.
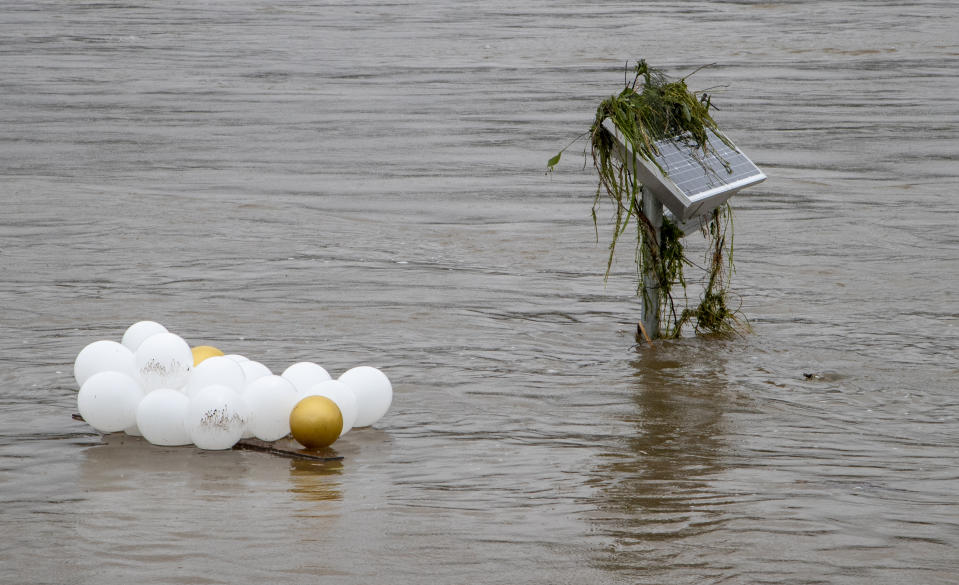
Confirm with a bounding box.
[289,396,343,449]
[191,345,224,366]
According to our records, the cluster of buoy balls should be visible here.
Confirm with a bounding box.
[73,320,392,450]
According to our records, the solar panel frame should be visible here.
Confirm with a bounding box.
[601,118,766,222]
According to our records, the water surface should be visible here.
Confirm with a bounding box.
[1,1,957,583]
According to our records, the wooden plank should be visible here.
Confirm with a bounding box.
[233,437,343,462]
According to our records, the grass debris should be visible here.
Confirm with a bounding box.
[549,60,747,338]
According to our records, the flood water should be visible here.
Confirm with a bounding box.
[2,1,958,583]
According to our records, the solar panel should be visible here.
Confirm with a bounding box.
[601,119,766,222]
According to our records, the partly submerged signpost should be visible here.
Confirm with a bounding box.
[549,60,766,340]
[600,119,766,338]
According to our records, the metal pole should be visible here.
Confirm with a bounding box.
[640,186,662,339]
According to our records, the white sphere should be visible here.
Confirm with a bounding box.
[239,360,272,384]
[338,366,392,428]
[281,361,332,394]
[241,375,297,442]
[186,385,250,450]
[121,320,168,351]
[305,379,359,436]
[185,356,246,397]
[74,340,137,387]
[135,332,193,391]
[77,371,144,433]
[136,389,191,446]
[223,354,250,363]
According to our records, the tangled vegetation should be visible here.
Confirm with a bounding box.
[548,60,747,338]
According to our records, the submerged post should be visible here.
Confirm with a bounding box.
[640,186,662,339]
[598,115,765,341]
[548,63,768,341]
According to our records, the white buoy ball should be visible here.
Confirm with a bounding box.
[338,366,392,428]
[222,354,250,363]
[305,379,359,436]
[281,361,332,394]
[239,360,272,384]
[121,320,168,351]
[77,371,144,433]
[186,385,250,450]
[135,332,193,391]
[241,375,298,442]
[136,389,192,446]
[74,340,137,387]
[185,356,246,397]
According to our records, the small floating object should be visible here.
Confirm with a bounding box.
[74,340,136,387]
[289,396,343,449]
[121,320,168,351]
[136,388,191,446]
[239,360,272,384]
[305,380,359,436]
[191,345,224,366]
[135,332,193,391]
[186,384,250,450]
[77,371,142,433]
[282,361,332,394]
[339,366,392,428]
[242,375,298,442]
[186,356,246,397]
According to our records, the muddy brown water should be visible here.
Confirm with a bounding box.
[1,1,957,584]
